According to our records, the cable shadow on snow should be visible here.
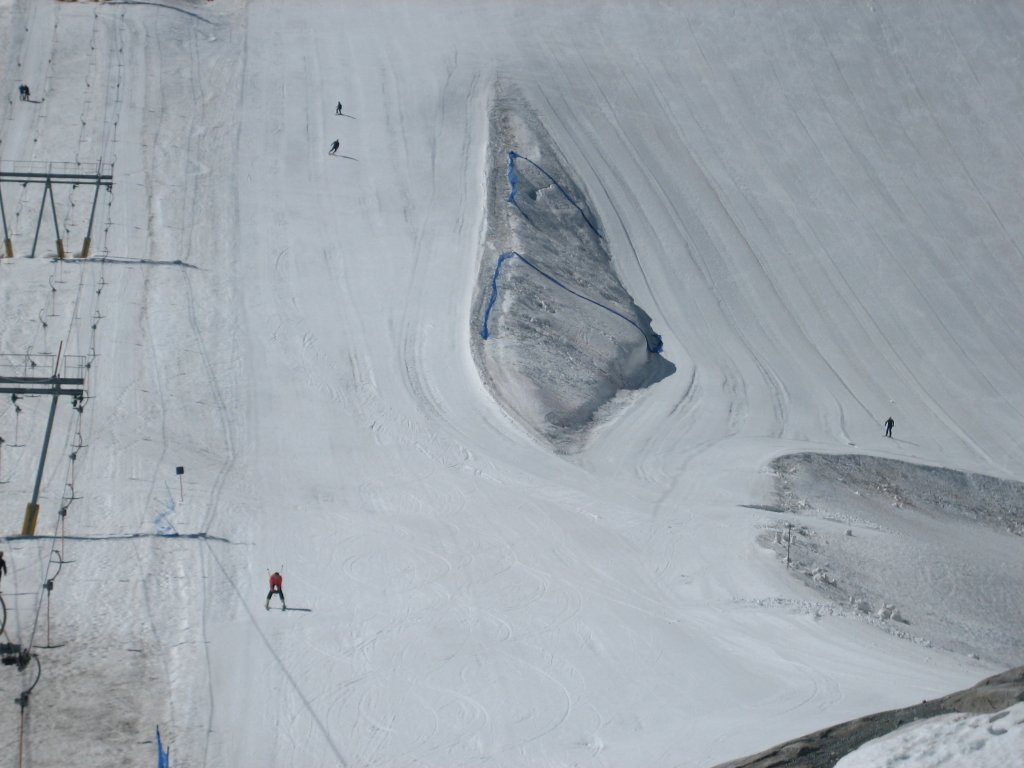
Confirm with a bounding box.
[59,256,200,268]
[106,1,213,24]
[9,532,239,544]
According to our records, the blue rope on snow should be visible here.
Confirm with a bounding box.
[506,152,602,239]
[480,251,663,354]
[156,726,171,768]
[480,251,518,341]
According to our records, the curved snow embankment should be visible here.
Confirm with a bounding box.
[471,86,673,450]
[758,453,1024,667]
[714,666,1024,768]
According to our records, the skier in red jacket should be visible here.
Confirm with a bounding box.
[266,570,286,610]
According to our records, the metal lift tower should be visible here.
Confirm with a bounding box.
[0,160,113,260]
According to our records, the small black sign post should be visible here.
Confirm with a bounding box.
[176,466,184,502]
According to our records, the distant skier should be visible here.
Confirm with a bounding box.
[266,570,286,610]
[0,551,7,589]
[335,101,343,115]
[18,85,29,101]
[884,416,894,438]
[328,138,340,155]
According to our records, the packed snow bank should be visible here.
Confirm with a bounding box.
[472,86,673,450]
[757,453,1024,667]
[716,666,1024,768]
[835,701,1024,768]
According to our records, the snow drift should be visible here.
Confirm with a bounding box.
[759,453,1024,667]
[472,86,673,449]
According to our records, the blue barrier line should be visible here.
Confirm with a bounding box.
[480,251,662,354]
[506,152,602,239]
[480,251,518,340]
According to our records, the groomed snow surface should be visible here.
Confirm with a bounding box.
[0,1,1022,766]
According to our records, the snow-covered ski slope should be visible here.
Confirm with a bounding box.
[1,0,1022,765]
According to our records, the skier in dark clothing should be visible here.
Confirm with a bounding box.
[335,101,343,115]
[884,416,894,438]
[0,551,7,589]
[266,571,285,610]
[328,139,340,155]
[19,85,29,101]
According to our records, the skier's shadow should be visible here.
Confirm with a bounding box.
[337,112,356,120]
[891,437,920,447]
[284,607,313,612]
[329,155,359,162]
